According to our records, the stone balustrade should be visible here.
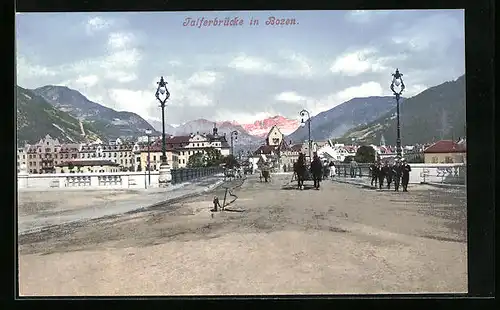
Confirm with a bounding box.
[17,167,224,190]
[334,163,466,185]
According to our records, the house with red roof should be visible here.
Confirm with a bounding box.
[423,140,466,163]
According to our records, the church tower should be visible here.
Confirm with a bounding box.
[380,134,386,147]
[212,123,218,136]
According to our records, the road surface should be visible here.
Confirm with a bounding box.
[18,174,467,295]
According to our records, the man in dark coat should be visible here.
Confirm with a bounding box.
[385,162,393,189]
[310,153,323,190]
[294,153,307,190]
[369,161,379,187]
[401,158,412,192]
[377,162,386,189]
[392,160,402,192]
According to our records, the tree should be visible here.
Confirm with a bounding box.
[355,145,376,163]
[187,152,205,168]
[343,155,355,163]
[68,162,74,170]
[205,147,223,167]
[222,154,239,169]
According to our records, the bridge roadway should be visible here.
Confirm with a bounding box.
[19,173,467,295]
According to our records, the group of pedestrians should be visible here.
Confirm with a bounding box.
[369,159,412,192]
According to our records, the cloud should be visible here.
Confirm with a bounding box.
[391,14,464,54]
[75,75,99,88]
[107,32,135,50]
[16,56,58,78]
[228,52,315,78]
[16,11,464,126]
[228,54,274,73]
[275,91,306,103]
[330,48,389,76]
[152,74,219,108]
[187,71,218,86]
[275,82,384,117]
[85,17,112,35]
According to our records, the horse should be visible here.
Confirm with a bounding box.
[293,156,307,190]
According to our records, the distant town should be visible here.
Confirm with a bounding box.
[17,121,467,175]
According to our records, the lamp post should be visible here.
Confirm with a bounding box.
[145,129,152,186]
[390,68,405,160]
[299,109,312,164]
[155,76,171,187]
[230,130,238,156]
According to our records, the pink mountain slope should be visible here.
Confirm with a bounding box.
[230,115,300,137]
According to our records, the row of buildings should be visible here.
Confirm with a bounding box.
[247,125,467,171]
[17,124,231,174]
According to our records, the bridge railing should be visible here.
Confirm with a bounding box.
[333,163,466,185]
[18,166,225,190]
[170,167,224,184]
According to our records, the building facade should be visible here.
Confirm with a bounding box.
[25,135,65,174]
[78,141,136,171]
[17,146,27,173]
[423,140,466,163]
[136,139,180,171]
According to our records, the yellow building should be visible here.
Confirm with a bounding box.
[136,140,180,171]
[54,159,121,173]
[423,140,466,163]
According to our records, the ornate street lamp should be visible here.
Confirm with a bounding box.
[390,68,405,160]
[299,109,312,164]
[230,130,238,156]
[155,76,171,187]
[145,129,152,186]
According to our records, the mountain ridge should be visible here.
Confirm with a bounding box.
[342,75,466,145]
[32,85,158,139]
[286,96,398,143]
[16,86,105,145]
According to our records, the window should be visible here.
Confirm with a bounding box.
[178,159,181,164]
[182,159,185,164]
[153,165,157,170]
[432,156,438,163]
[445,156,453,163]
[125,159,128,164]
[153,155,156,161]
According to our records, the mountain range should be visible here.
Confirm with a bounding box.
[16,86,105,145]
[286,96,399,143]
[33,85,159,140]
[16,75,465,148]
[342,74,466,145]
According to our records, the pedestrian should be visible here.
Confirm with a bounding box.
[294,153,307,190]
[369,161,379,187]
[329,161,336,179]
[401,158,412,192]
[377,162,385,189]
[392,160,402,192]
[310,153,323,190]
[322,160,330,179]
[350,158,358,178]
[385,162,393,190]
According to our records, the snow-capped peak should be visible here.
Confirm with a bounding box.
[236,115,300,137]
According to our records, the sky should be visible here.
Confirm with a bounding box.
[16,10,465,126]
